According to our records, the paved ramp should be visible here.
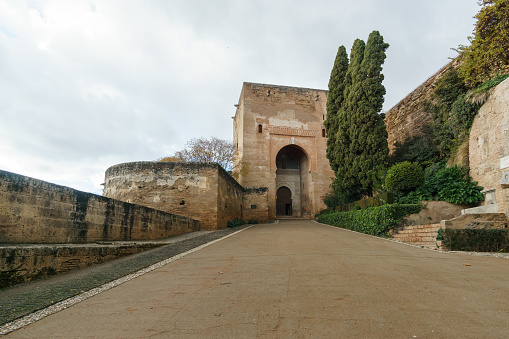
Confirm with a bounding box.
[7,221,509,338]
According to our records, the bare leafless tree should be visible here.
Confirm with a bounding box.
[160,137,234,171]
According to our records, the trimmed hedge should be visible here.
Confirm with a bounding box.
[320,192,394,214]
[317,204,421,237]
[443,229,509,252]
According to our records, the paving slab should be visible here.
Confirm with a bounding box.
[4,220,509,338]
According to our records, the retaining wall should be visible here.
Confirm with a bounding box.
[0,169,199,244]
[384,59,460,152]
[0,243,162,288]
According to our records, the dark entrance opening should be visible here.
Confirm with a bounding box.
[275,145,309,217]
[276,186,292,216]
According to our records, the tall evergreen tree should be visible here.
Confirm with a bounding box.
[325,46,349,172]
[334,31,389,199]
[332,39,366,201]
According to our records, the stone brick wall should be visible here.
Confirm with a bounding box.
[233,82,334,219]
[469,77,509,215]
[243,187,269,223]
[217,166,244,228]
[103,161,269,230]
[104,162,219,229]
[384,59,460,152]
[0,169,199,244]
[0,243,161,288]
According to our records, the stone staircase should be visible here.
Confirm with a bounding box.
[391,223,442,249]
[391,213,508,249]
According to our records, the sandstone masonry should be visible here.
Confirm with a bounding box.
[103,161,268,230]
[233,82,334,219]
[469,77,509,215]
[0,169,199,244]
[384,59,460,152]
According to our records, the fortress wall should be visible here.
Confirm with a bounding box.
[103,161,266,230]
[0,169,199,244]
[384,59,460,152]
[216,166,244,228]
[104,162,219,229]
[243,187,269,223]
[469,77,509,214]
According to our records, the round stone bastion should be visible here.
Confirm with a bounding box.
[103,161,235,228]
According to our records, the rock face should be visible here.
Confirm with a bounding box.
[384,59,460,153]
[233,82,334,219]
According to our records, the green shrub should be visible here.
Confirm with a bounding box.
[397,164,484,205]
[247,220,258,224]
[424,161,445,182]
[317,204,422,237]
[398,191,423,204]
[436,227,444,241]
[438,181,484,205]
[443,229,509,252]
[385,162,424,194]
[227,219,246,228]
[388,126,440,165]
[323,179,361,208]
[324,192,394,213]
[450,95,481,133]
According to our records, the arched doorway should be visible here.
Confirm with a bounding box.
[275,145,310,217]
[276,186,292,216]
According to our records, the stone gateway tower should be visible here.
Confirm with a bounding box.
[233,83,334,219]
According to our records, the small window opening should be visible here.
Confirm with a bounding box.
[322,129,326,137]
[179,200,185,205]
[251,205,257,209]
[258,124,263,133]
[323,115,325,120]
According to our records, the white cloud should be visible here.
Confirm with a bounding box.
[0,0,481,193]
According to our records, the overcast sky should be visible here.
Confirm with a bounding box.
[0,0,480,194]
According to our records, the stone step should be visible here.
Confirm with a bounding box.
[398,224,441,231]
[394,231,439,237]
[392,223,441,248]
[396,229,440,235]
[392,236,437,242]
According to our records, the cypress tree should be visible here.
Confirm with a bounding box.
[348,30,389,197]
[325,45,349,172]
[331,32,389,200]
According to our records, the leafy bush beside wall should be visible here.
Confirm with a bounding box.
[317,204,421,237]
[322,192,394,213]
[385,161,424,194]
[397,164,484,205]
